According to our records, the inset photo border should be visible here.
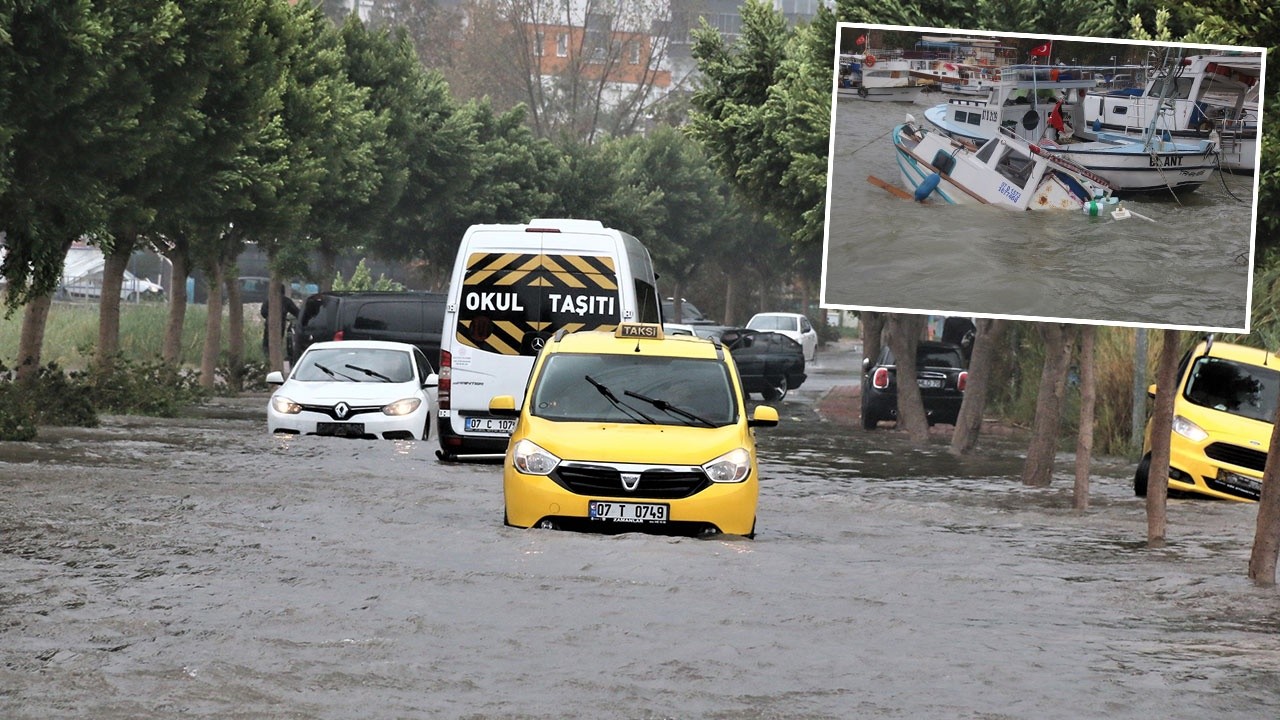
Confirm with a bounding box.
[820,24,1265,333]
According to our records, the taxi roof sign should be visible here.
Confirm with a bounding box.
[616,323,663,340]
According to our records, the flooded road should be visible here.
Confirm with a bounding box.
[3,346,1280,718]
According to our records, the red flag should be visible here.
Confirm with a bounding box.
[856,34,866,46]
[1030,41,1052,57]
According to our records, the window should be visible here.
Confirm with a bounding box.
[1185,357,1280,423]
[535,31,544,56]
[629,41,641,65]
[556,32,569,57]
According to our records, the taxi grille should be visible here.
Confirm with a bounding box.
[1205,442,1267,473]
[553,466,709,499]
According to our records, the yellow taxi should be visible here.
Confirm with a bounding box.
[489,323,779,537]
[1136,338,1279,501]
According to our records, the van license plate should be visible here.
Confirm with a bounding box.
[465,417,515,434]
[589,501,669,524]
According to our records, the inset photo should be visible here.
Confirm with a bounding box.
[821,24,1265,332]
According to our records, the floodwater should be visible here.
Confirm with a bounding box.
[4,354,1279,719]
[823,94,1255,330]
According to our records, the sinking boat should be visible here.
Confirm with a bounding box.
[1038,130,1218,192]
[892,117,1114,211]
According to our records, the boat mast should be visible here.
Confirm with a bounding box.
[1143,47,1183,151]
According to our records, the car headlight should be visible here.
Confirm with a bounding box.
[382,397,422,416]
[271,395,302,415]
[512,439,560,475]
[702,447,752,483]
[1172,415,1209,443]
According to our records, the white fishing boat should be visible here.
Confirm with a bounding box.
[923,65,1099,144]
[1082,52,1261,171]
[892,116,1114,211]
[1038,130,1218,193]
[836,53,925,101]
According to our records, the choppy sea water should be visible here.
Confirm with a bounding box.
[823,92,1256,330]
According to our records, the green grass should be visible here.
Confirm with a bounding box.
[1,300,266,370]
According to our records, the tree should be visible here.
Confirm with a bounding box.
[1144,329,1183,547]
[885,313,928,444]
[950,318,1007,455]
[1074,325,1098,510]
[1021,323,1076,487]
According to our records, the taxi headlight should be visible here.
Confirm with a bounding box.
[512,439,560,475]
[703,447,752,483]
[271,395,302,415]
[382,397,422,416]
[1172,415,1209,443]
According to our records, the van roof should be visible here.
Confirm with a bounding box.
[467,219,609,234]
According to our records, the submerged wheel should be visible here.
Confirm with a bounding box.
[762,375,788,402]
[1134,454,1151,497]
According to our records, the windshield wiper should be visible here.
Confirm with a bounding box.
[314,362,357,381]
[584,375,657,424]
[624,389,716,427]
[345,363,393,382]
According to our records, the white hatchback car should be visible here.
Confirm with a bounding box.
[267,340,438,440]
[745,312,818,363]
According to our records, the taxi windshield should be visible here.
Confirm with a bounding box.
[530,353,738,427]
[1183,356,1280,424]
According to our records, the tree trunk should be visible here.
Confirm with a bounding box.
[1073,325,1097,510]
[1145,329,1182,547]
[319,246,338,293]
[163,251,190,365]
[224,271,244,392]
[886,313,928,444]
[96,240,134,374]
[860,311,885,371]
[723,274,735,327]
[15,292,54,383]
[1021,323,1075,487]
[199,264,224,390]
[267,275,287,371]
[1248,400,1280,586]
[670,281,684,323]
[950,318,1006,455]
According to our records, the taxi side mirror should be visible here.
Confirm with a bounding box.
[267,371,285,385]
[489,395,520,417]
[1147,383,1157,399]
[749,405,780,428]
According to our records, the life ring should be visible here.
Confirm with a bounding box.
[864,55,876,67]
[857,86,868,98]
[993,71,1001,81]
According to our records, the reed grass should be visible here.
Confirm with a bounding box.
[0,300,265,370]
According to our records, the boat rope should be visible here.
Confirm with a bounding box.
[1212,144,1248,203]
[847,125,898,157]
[1149,147,1185,206]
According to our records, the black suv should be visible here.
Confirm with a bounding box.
[861,340,967,429]
[290,291,447,368]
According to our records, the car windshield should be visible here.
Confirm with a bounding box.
[292,348,415,383]
[1183,357,1280,423]
[530,353,737,427]
[748,315,796,332]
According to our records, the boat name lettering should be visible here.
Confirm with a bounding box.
[1149,154,1184,168]
[982,109,999,123]
[997,181,1022,203]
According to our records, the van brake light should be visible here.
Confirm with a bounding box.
[524,228,562,233]
[438,350,451,408]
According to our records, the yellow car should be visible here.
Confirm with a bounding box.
[490,323,779,537]
[1136,338,1279,501]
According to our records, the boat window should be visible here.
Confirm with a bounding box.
[995,147,1035,188]
[975,139,998,163]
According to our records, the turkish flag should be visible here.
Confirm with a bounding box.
[856,35,866,46]
[1030,42,1052,57]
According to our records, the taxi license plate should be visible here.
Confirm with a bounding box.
[918,378,944,389]
[465,417,515,434]
[588,500,669,524]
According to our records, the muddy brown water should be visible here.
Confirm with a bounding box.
[3,384,1279,718]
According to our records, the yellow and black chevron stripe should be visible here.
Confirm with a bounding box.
[457,253,620,356]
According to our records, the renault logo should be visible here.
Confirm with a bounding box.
[621,472,641,492]
[334,402,350,420]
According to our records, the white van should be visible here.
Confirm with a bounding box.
[436,219,662,459]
